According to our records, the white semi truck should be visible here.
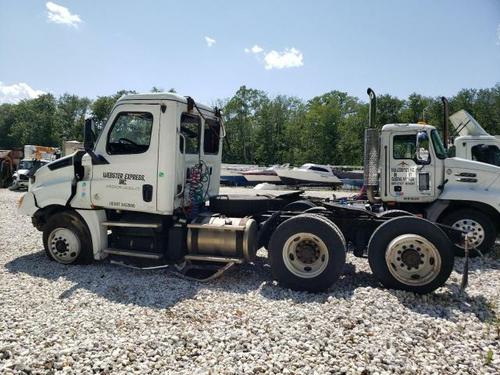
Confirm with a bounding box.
[18,92,484,294]
[363,89,499,257]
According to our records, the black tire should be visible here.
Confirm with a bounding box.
[268,213,346,292]
[377,209,413,219]
[368,216,454,294]
[283,200,316,212]
[43,211,93,264]
[439,209,496,257]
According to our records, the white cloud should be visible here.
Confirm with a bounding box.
[205,36,216,47]
[0,82,46,104]
[264,48,304,70]
[244,45,264,54]
[46,2,82,28]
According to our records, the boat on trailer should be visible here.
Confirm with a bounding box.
[275,163,343,188]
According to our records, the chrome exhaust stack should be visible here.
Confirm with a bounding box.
[364,88,381,203]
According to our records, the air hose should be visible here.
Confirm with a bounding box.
[186,162,211,219]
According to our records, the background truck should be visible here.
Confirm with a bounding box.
[10,145,59,190]
[0,149,23,188]
[447,109,499,167]
[19,92,468,294]
[63,140,84,156]
[363,89,500,257]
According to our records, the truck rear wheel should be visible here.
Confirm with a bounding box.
[43,211,93,264]
[368,216,454,294]
[440,209,496,257]
[268,214,346,292]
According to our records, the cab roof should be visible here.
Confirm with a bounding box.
[118,92,215,113]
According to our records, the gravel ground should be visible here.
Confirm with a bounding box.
[1,188,499,374]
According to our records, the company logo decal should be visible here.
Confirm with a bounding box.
[102,172,145,182]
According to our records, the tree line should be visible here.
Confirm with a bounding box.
[0,85,498,166]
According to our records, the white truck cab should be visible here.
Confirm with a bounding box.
[365,89,500,256]
[22,93,222,214]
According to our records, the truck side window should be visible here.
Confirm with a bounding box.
[107,112,153,155]
[204,119,220,154]
[393,134,417,159]
[180,114,200,154]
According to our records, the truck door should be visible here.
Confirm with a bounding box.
[90,104,161,212]
[389,132,435,202]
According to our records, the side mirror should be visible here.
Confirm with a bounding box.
[415,130,431,164]
[83,117,109,165]
[84,118,96,152]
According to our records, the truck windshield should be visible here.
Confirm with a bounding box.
[431,130,447,159]
[19,160,34,169]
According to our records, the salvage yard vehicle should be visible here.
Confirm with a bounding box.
[10,145,59,191]
[363,89,500,257]
[10,159,50,191]
[0,149,23,188]
[447,108,500,167]
[19,92,469,293]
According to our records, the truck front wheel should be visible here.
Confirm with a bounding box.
[43,211,93,264]
[440,209,496,257]
[268,214,346,292]
[368,216,454,294]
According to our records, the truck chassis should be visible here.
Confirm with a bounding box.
[30,188,461,294]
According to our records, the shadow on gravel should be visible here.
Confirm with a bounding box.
[386,287,497,323]
[5,250,205,310]
[5,251,496,322]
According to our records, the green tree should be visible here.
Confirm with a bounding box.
[55,94,91,142]
[221,86,268,163]
[0,104,17,148]
[10,94,58,146]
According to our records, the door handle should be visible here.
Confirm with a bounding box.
[143,184,153,202]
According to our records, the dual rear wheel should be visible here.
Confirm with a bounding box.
[269,214,454,293]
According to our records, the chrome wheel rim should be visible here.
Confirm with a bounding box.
[48,228,81,264]
[385,234,441,286]
[282,232,329,278]
[452,219,485,249]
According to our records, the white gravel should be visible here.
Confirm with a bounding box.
[0,188,499,374]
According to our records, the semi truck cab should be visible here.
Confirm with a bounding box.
[81,93,223,215]
[365,89,500,256]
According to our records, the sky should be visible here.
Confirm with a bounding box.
[0,0,499,105]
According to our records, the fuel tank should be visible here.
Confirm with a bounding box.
[187,215,258,262]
